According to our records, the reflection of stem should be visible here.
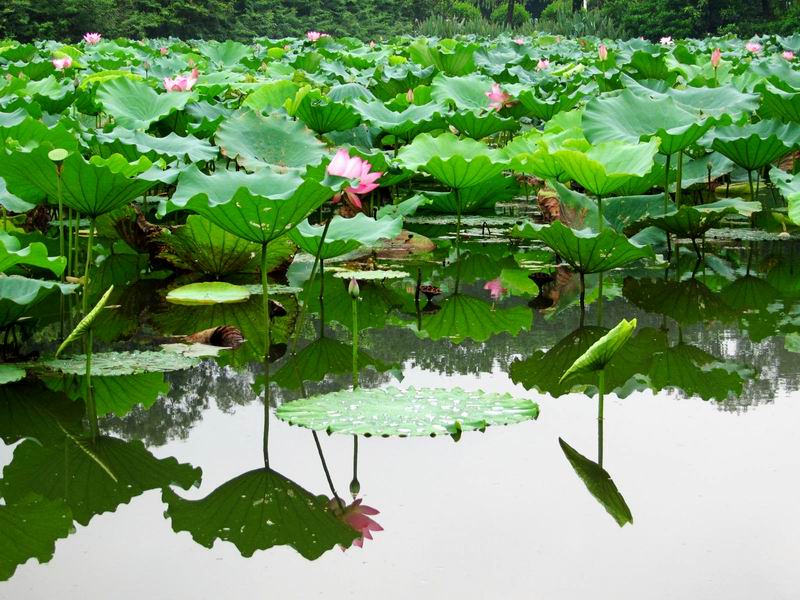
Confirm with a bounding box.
[290,216,332,355]
[82,218,96,317]
[313,431,341,504]
[352,295,359,390]
[663,154,673,261]
[350,435,359,499]
[319,259,325,334]
[597,370,605,469]
[746,241,753,276]
[455,187,463,294]
[579,272,586,315]
[86,328,98,442]
[261,242,271,467]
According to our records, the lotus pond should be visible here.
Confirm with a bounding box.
[1,32,800,599]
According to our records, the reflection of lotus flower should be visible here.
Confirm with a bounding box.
[746,41,762,53]
[536,59,550,70]
[784,50,795,60]
[163,68,199,92]
[660,36,673,45]
[711,47,721,68]
[484,278,507,301]
[329,498,383,548]
[485,83,511,111]
[598,43,608,61]
[160,47,169,56]
[327,149,382,210]
[83,32,101,45]
[307,31,323,41]
[52,56,72,70]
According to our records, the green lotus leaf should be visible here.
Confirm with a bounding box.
[757,80,800,123]
[513,87,584,121]
[559,438,633,527]
[408,38,478,76]
[430,73,493,111]
[769,166,800,224]
[561,318,637,382]
[215,110,326,172]
[504,128,588,180]
[553,138,660,197]
[647,198,761,239]
[0,231,65,275]
[274,335,392,390]
[94,129,218,163]
[164,165,335,244]
[197,40,250,67]
[43,350,199,376]
[420,175,518,213]
[0,276,76,328]
[289,214,402,260]
[159,215,295,276]
[351,100,447,140]
[583,89,714,155]
[0,497,73,582]
[96,77,192,130]
[56,285,114,358]
[709,119,800,171]
[276,386,538,437]
[290,87,361,134]
[0,115,79,153]
[512,221,655,274]
[166,282,251,305]
[448,109,519,139]
[163,468,359,560]
[0,178,35,213]
[1,436,201,526]
[242,80,300,113]
[397,132,510,189]
[0,364,25,384]
[423,293,532,343]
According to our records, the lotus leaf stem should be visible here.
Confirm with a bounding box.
[261,241,271,467]
[598,370,605,468]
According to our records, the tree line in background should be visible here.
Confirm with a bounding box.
[1,0,799,41]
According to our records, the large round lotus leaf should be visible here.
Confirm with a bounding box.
[163,468,359,560]
[166,282,250,305]
[351,100,447,139]
[709,119,800,171]
[164,165,335,244]
[397,132,509,189]
[43,350,199,376]
[552,139,660,197]
[96,77,192,130]
[333,269,409,280]
[291,88,361,134]
[647,198,760,238]
[583,89,713,155]
[0,276,76,328]
[215,110,326,172]
[430,73,493,110]
[504,128,588,180]
[422,174,518,213]
[197,40,251,67]
[0,232,65,276]
[276,386,539,437]
[94,129,218,163]
[448,109,519,140]
[512,221,655,274]
[758,81,800,123]
[408,38,479,76]
[512,87,584,121]
[769,166,800,224]
[0,147,154,216]
[289,214,402,260]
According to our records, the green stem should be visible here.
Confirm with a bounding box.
[598,369,605,468]
[261,242,271,467]
[596,272,604,326]
[290,216,332,355]
[664,153,673,260]
[352,295,359,390]
[675,151,683,207]
[350,435,359,498]
[455,187,463,294]
[2,207,6,232]
[57,171,64,282]
[67,207,73,278]
[597,194,603,232]
[82,218,96,317]
[86,328,98,442]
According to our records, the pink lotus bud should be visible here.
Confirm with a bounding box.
[784,50,795,60]
[598,43,608,61]
[711,48,721,68]
[406,88,414,103]
[160,47,169,56]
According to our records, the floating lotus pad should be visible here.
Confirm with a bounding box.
[289,214,402,260]
[276,386,539,437]
[166,282,251,305]
[43,350,200,376]
[0,364,25,385]
[332,269,409,280]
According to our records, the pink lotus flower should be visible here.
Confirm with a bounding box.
[307,31,324,42]
[83,32,101,45]
[711,47,721,68]
[484,278,507,301]
[513,37,525,45]
[660,36,673,45]
[160,47,169,56]
[536,59,550,70]
[163,67,199,92]
[329,498,382,549]
[369,41,376,48]
[598,43,608,61]
[784,50,795,60]
[327,149,382,210]
[406,88,414,103]
[52,56,73,71]
[485,83,512,111]
[746,41,762,53]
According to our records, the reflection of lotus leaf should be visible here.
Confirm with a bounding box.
[163,468,359,559]
[423,293,532,343]
[276,386,539,437]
